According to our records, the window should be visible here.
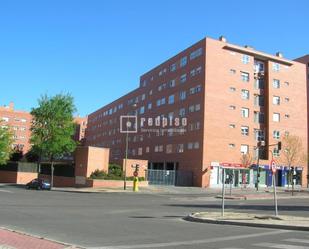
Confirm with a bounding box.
[254,95,264,106]
[285,97,290,102]
[229,105,236,110]
[138,148,143,156]
[273,96,280,105]
[241,89,249,100]
[254,61,264,72]
[166,144,173,154]
[147,103,152,110]
[241,108,249,118]
[180,56,187,67]
[273,63,280,72]
[241,54,250,64]
[146,147,150,153]
[180,74,187,83]
[1,117,9,122]
[254,111,264,123]
[254,79,264,89]
[190,85,202,94]
[190,48,203,60]
[141,94,146,101]
[195,104,201,111]
[176,144,184,153]
[241,126,249,136]
[254,129,265,141]
[273,148,280,157]
[273,113,280,122]
[273,130,280,139]
[229,124,236,128]
[139,106,145,114]
[229,87,236,92]
[170,63,176,72]
[229,143,235,148]
[156,98,166,107]
[169,79,176,88]
[194,142,199,149]
[189,105,195,113]
[187,143,193,150]
[273,79,280,88]
[240,145,249,154]
[168,95,175,104]
[179,108,186,117]
[241,72,249,82]
[285,114,290,118]
[179,91,186,101]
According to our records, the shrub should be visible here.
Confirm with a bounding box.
[90,169,107,179]
[108,163,123,177]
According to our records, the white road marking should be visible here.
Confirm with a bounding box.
[0,190,13,193]
[283,238,309,244]
[92,230,290,249]
[253,242,309,249]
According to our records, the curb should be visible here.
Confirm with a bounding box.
[184,214,309,231]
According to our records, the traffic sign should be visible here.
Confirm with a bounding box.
[133,171,138,177]
[270,160,276,174]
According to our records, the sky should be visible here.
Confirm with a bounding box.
[0,0,308,116]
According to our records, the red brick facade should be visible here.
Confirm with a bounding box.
[86,36,308,188]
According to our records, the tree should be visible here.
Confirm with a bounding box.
[30,94,77,188]
[240,153,253,188]
[0,124,13,165]
[278,134,305,195]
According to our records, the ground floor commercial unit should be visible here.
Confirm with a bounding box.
[209,163,304,188]
[146,160,305,188]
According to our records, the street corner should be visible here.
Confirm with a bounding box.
[0,228,77,249]
[184,211,309,231]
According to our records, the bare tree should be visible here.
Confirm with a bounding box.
[240,153,253,188]
[278,134,305,195]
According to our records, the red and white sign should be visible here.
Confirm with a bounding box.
[270,160,277,174]
[220,163,245,169]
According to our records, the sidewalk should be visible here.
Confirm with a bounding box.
[185,211,309,231]
[0,228,76,249]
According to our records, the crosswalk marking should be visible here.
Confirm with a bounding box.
[284,238,309,244]
[253,242,309,249]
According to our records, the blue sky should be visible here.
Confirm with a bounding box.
[0,0,308,116]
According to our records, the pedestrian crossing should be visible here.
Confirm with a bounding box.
[220,237,309,249]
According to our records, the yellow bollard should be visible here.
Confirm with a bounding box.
[133,177,139,192]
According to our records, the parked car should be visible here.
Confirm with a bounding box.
[26,178,51,190]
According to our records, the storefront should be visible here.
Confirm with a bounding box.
[209,162,254,188]
[251,164,303,187]
[210,162,303,188]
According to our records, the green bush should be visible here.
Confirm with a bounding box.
[89,164,145,181]
[90,169,107,179]
[108,163,123,177]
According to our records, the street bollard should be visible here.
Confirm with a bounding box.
[133,177,139,192]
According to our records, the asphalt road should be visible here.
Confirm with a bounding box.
[0,185,309,249]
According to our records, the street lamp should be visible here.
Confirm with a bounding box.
[256,140,265,191]
[123,104,137,190]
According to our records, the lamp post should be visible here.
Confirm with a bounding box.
[124,123,129,190]
[256,140,265,191]
[123,104,137,190]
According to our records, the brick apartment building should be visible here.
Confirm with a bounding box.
[0,101,87,155]
[295,54,309,164]
[0,102,32,153]
[85,36,307,188]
